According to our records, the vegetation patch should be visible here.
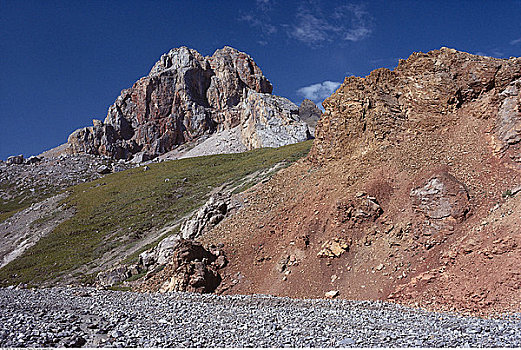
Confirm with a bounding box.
[0,141,312,287]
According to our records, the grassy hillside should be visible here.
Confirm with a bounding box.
[0,141,312,287]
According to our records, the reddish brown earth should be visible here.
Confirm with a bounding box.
[196,48,521,316]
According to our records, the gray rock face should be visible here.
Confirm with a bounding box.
[494,78,521,163]
[298,99,322,136]
[180,195,228,240]
[241,91,311,149]
[139,234,182,270]
[67,46,310,160]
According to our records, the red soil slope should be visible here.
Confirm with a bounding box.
[201,48,521,315]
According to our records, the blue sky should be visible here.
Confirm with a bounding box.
[1,0,521,159]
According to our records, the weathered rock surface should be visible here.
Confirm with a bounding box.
[67,46,311,160]
[310,47,521,166]
[410,171,470,221]
[298,99,322,136]
[139,234,182,271]
[138,240,226,293]
[240,91,311,149]
[180,194,229,240]
[201,48,521,315]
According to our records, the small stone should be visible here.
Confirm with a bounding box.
[96,165,111,174]
[110,330,123,338]
[325,290,339,298]
[338,337,356,346]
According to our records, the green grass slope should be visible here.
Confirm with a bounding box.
[0,141,312,287]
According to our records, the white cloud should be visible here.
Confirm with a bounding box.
[289,12,329,45]
[289,3,373,47]
[510,37,521,45]
[256,0,273,12]
[238,1,373,48]
[238,0,277,44]
[239,14,277,35]
[297,81,341,102]
[344,5,373,41]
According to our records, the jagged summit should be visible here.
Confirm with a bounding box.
[66,46,310,162]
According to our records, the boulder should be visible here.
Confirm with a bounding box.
[325,290,339,298]
[131,151,154,164]
[410,171,470,221]
[96,265,129,287]
[139,234,182,270]
[96,165,111,174]
[180,195,229,240]
[25,156,41,165]
[158,240,226,293]
[6,155,24,165]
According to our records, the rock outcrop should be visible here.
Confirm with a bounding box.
[67,46,311,161]
[298,99,322,136]
[201,48,521,315]
[180,195,229,240]
[310,47,521,168]
[138,240,227,293]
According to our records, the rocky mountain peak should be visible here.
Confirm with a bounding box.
[148,46,207,76]
[66,46,308,161]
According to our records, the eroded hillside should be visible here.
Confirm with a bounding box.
[197,48,521,315]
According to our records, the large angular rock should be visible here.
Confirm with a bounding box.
[180,195,228,240]
[6,155,24,165]
[157,240,226,293]
[67,46,310,160]
[410,172,470,221]
[96,265,129,287]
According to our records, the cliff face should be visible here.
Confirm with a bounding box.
[67,46,310,160]
[200,48,521,315]
[311,47,521,169]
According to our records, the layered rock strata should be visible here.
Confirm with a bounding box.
[310,47,521,168]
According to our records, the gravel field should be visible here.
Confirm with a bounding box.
[0,287,520,348]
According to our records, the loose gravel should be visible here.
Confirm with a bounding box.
[0,287,520,347]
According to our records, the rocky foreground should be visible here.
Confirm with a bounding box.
[1,287,520,348]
